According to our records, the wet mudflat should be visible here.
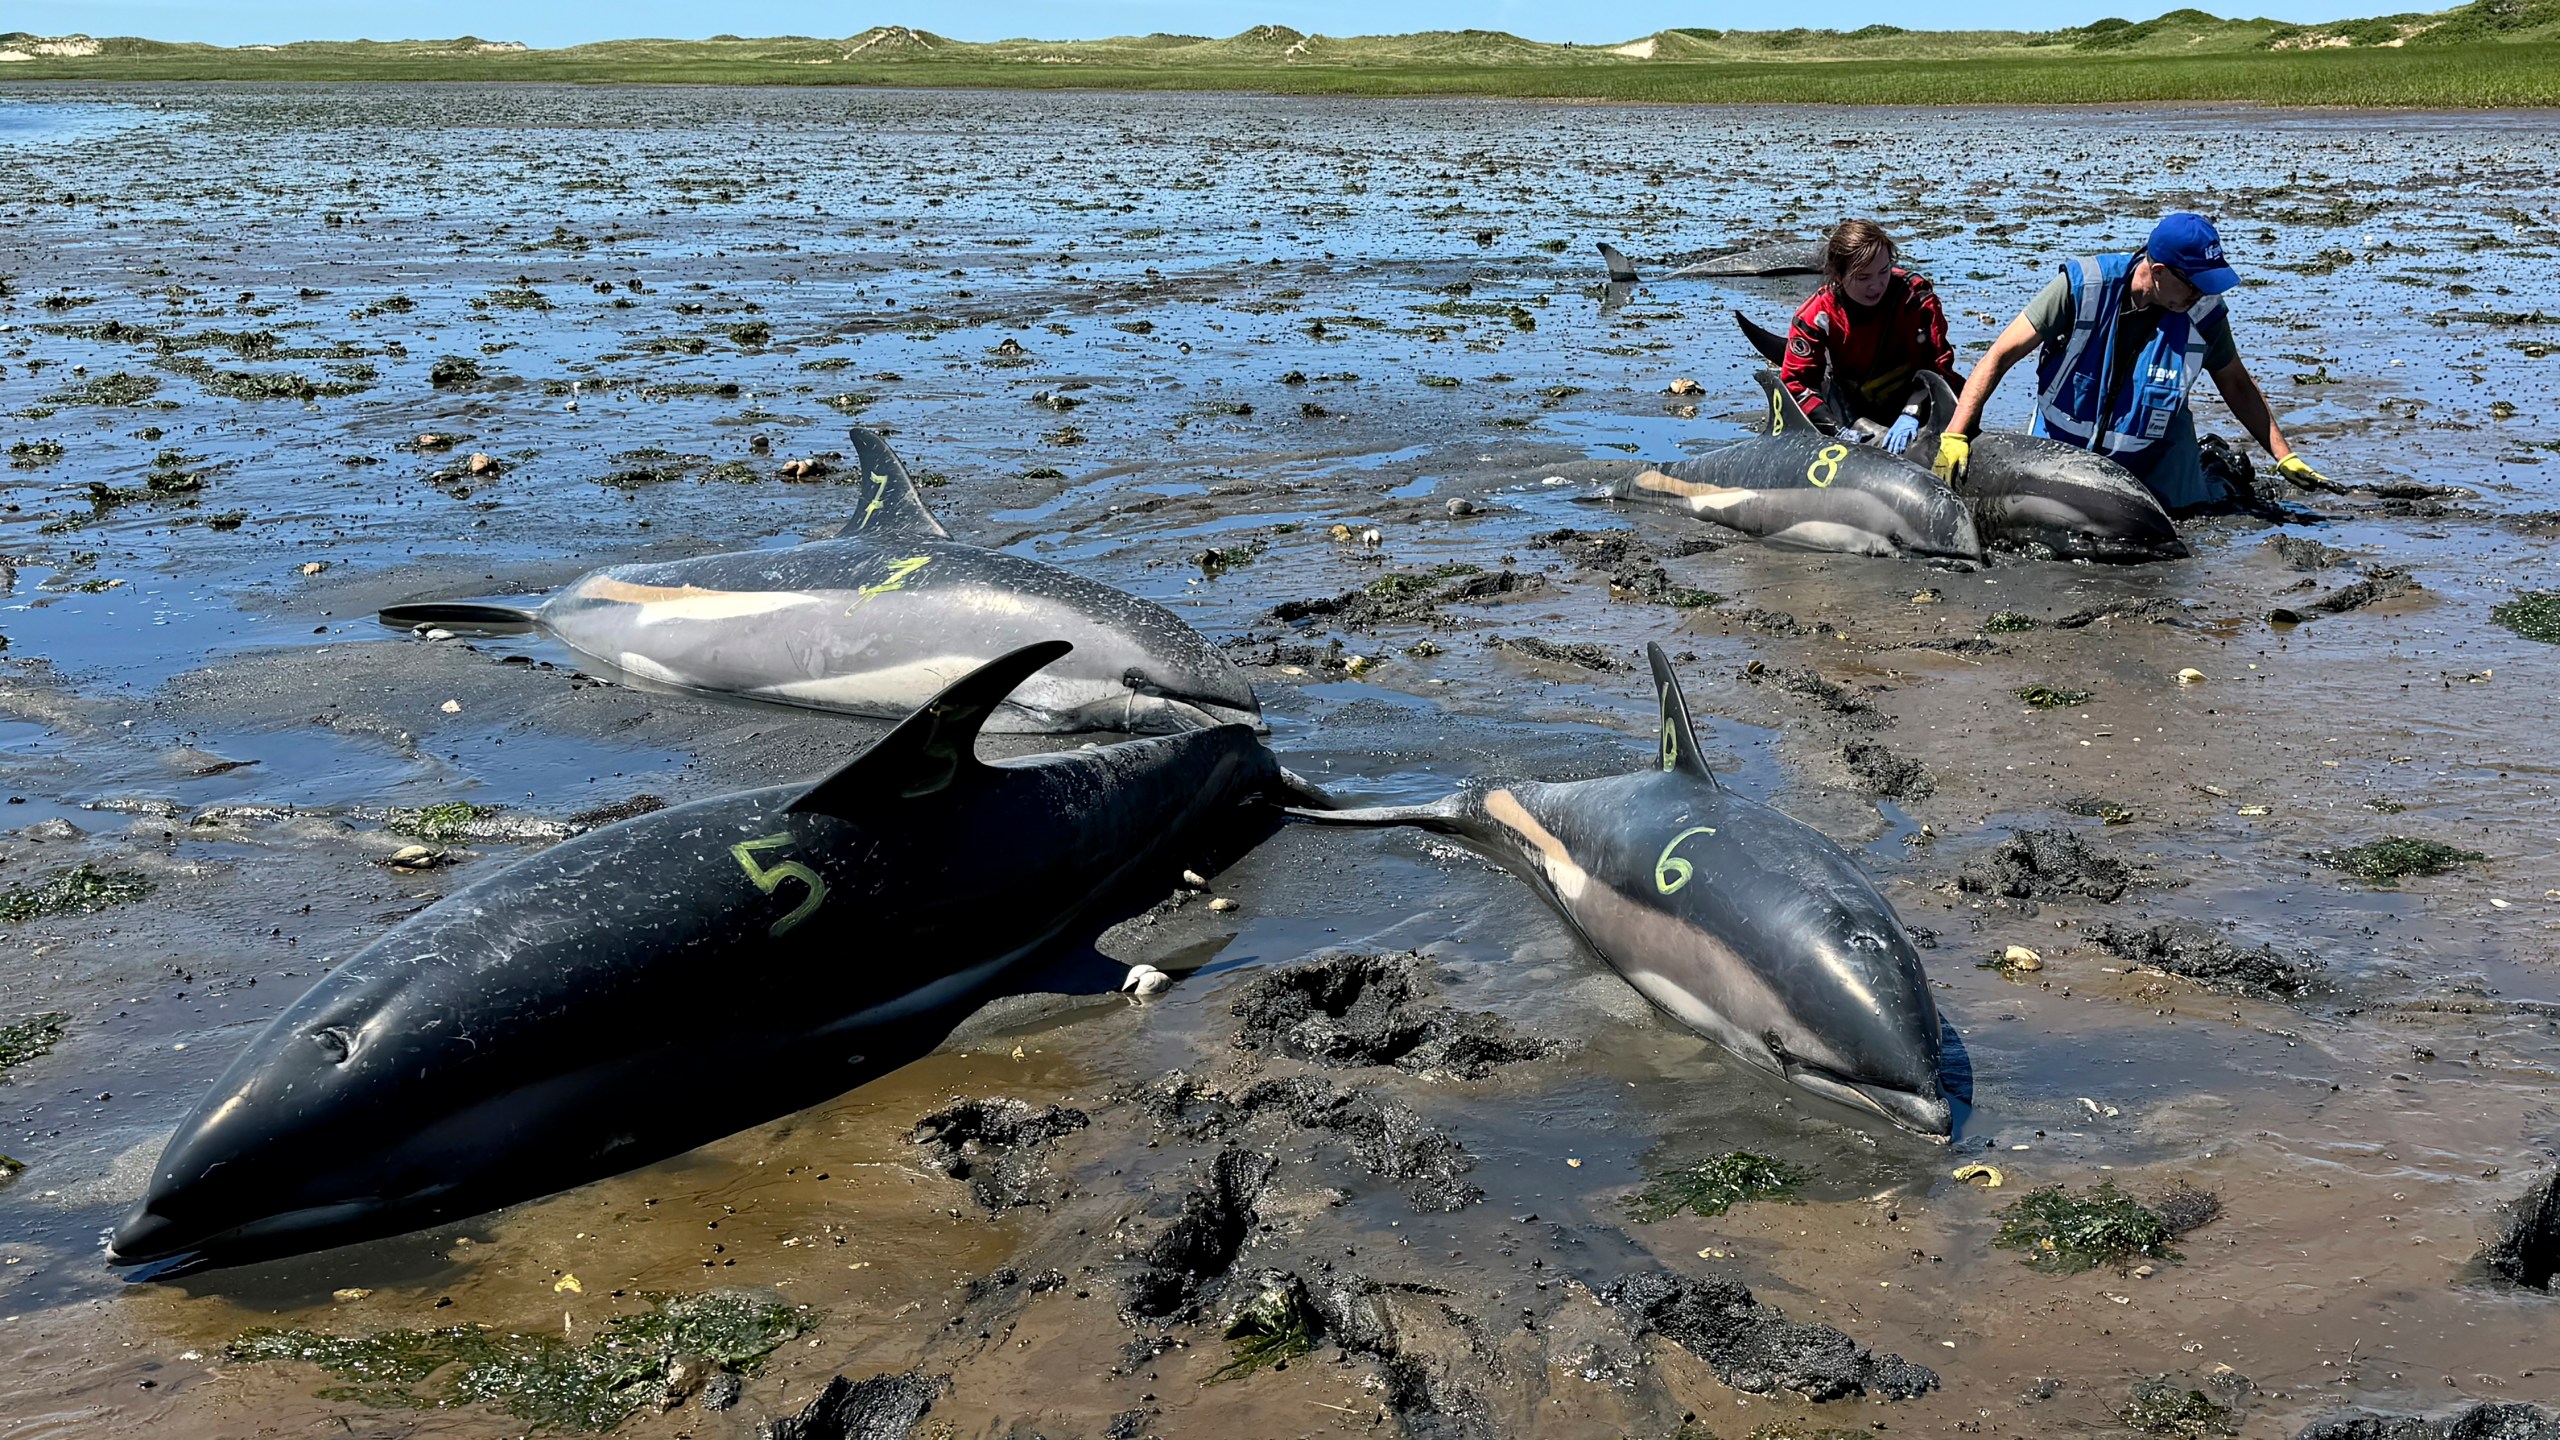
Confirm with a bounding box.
[0,83,2556,1439]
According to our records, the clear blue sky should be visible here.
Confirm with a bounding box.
[15,1,2362,48]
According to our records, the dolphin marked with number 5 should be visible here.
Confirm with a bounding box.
[1601,371,1982,561]
[109,642,1310,1269]
[1289,643,1951,1138]
[377,429,1262,735]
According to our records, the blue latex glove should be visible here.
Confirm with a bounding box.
[1884,415,1920,454]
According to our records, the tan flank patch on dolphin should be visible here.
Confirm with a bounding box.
[1633,469,1752,513]
[572,575,825,622]
[1483,788,1590,902]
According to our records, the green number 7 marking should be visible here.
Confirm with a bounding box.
[1653,826,1718,895]
[730,833,827,936]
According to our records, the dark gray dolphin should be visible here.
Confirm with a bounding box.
[1733,315,2184,564]
[1290,644,1950,1138]
[378,429,1262,734]
[1598,239,1822,282]
[108,643,1308,1269]
[1601,371,1983,561]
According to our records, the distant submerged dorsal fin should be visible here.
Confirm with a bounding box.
[838,428,952,540]
[1645,642,1722,789]
[1734,310,1787,366]
[1753,368,1818,443]
[788,640,1069,816]
[1597,241,1640,283]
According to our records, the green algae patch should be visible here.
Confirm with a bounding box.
[0,864,155,924]
[2492,590,2560,644]
[1982,611,2040,633]
[228,1290,813,1431]
[1627,1151,1807,1223]
[388,802,491,844]
[2119,1375,2240,1436]
[2015,684,2092,709]
[2317,835,2485,886]
[1207,1279,1320,1384]
[0,1012,70,1080]
[1993,1182,2177,1275]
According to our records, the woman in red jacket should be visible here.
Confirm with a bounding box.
[1779,219,1959,454]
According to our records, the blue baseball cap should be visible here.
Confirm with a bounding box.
[2146,212,2239,296]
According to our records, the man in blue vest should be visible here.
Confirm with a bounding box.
[1930,213,2330,509]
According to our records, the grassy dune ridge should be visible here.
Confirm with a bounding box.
[5,1,2560,106]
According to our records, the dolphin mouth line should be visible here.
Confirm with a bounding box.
[1781,1058,1953,1140]
[1153,697,1268,735]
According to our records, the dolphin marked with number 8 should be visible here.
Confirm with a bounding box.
[1601,371,1982,561]
[1288,643,1951,1137]
[376,429,1263,735]
[109,642,1312,1269]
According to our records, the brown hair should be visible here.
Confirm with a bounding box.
[1823,219,1897,286]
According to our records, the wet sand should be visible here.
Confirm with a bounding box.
[0,85,2557,1439]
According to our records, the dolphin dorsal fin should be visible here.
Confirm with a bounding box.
[1645,643,1723,789]
[1754,368,1818,442]
[788,640,1069,816]
[839,429,952,540]
[1734,310,1787,366]
[1597,242,1640,283]
[1913,370,1962,451]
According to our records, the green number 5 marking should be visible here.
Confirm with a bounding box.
[731,833,827,936]
[1653,826,1718,895]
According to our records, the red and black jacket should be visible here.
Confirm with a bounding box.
[1779,270,1958,427]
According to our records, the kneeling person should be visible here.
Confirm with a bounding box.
[1779,219,1959,455]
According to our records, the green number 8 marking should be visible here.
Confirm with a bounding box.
[1768,387,1785,436]
[1653,826,1718,895]
[1807,444,1847,488]
[731,833,827,936]
[1659,711,1679,773]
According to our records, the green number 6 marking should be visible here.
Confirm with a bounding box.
[731,833,827,936]
[1653,826,1718,895]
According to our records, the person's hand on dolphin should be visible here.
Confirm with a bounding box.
[1932,431,1969,481]
[1884,415,1920,454]
[2276,454,2335,490]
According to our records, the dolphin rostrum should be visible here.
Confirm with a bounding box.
[1602,371,1983,561]
[1598,239,1823,282]
[378,429,1263,735]
[1733,313,2185,564]
[1289,644,1951,1138]
[110,642,1309,1269]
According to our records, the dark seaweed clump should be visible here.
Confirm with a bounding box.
[760,1370,943,1440]
[911,1097,1090,1212]
[2084,921,2323,1001]
[1957,826,2132,907]
[2064,794,2136,825]
[1626,1151,1807,1223]
[2316,836,2485,887]
[228,1290,812,1432]
[1228,953,1553,1078]
[2121,1374,2241,1436]
[2475,1170,2560,1290]
[2492,591,2560,645]
[2297,1402,2560,1439]
[0,864,155,923]
[1842,739,1934,800]
[1603,1270,1939,1402]
[1993,1182,2179,1274]
[1982,611,2040,633]
[0,1012,69,1080]
[1207,1272,1323,1383]
[2016,684,2093,709]
[1493,634,1625,671]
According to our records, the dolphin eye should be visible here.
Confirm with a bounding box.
[1847,932,1887,954]
[1121,668,1160,695]
[309,1026,357,1064]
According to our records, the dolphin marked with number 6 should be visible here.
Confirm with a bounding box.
[377,429,1262,735]
[109,642,1311,1269]
[1601,371,1982,561]
[1288,643,1951,1138]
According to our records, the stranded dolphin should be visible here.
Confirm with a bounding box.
[109,642,1310,1269]
[1290,644,1950,1137]
[1733,314,2185,563]
[1601,370,1983,561]
[378,429,1262,735]
[1598,239,1823,282]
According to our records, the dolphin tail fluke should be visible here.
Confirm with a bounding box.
[837,429,954,540]
[376,598,545,630]
[1597,242,1640,283]
[1282,792,1469,833]
[790,640,1072,816]
[1734,310,1788,366]
[1644,643,1724,789]
[1751,368,1821,442]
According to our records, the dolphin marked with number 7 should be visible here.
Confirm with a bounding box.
[1600,370,1982,561]
[1288,643,1951,1138]
[109,642,1312,1269]
[376,428,1262,735]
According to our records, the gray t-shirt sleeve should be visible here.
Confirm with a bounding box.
[2198,306,2239,372]
[2021,272,2074,344]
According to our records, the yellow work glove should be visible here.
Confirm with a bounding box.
[2276,454,2333,490]
[1931,432,1969,483]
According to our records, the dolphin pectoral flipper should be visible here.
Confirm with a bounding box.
[789,639,1073,815]
[376,597,547,630]
[1735,310,1788,366]
[1597,242,1640,283]
[1644,643,1723,790]
[1282,793,1469,832]
[837,427,953,540]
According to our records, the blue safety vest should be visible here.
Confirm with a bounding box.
[2030,253,2222,464]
